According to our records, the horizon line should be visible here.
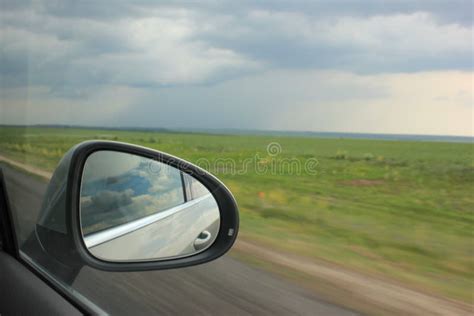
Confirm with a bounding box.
[0,124,472,141]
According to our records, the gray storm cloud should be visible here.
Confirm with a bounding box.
[1,1,471,88]
[0,1,472,135]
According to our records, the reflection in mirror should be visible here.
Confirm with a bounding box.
[80,151,220,262]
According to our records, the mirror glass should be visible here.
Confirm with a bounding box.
[79,150,220,262]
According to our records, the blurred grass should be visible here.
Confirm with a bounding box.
[0,126,473,302]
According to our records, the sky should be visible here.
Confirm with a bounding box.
[0,1,472,136]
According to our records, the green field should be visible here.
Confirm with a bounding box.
[0,126,473,302]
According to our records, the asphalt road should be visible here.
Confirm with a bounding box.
[2,164,357,315]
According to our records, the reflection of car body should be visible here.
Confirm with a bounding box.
[85,193,220,261]
[78,151,221,261]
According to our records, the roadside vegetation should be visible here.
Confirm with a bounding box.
[0,126,472,303]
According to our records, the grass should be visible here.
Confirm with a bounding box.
[0,126,473,302]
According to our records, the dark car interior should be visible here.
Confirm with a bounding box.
[0,169,81,315]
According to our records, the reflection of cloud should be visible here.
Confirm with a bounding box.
[81,156,191,234]
[90,189,134,212]
[147,161,184,194]
[83,151,142,182]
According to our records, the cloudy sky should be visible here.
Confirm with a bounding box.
[1,1,472,136]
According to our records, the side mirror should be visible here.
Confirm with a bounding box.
[35,141,239,272]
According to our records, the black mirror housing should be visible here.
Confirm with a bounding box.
[36,141,239,272]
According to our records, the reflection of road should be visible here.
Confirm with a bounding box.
[2,165,356,315]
